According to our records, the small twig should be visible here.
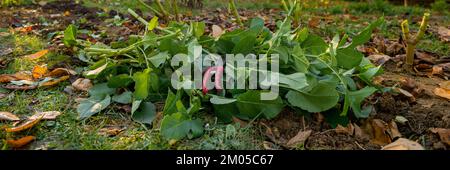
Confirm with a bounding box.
[354,141,366,150]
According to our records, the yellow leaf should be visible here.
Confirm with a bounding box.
[32,65,48,79]
[5,116,42,133]
[6,136,35,148]
[23,49,49,60]
[434,88,450,100]
[39,75,70,87]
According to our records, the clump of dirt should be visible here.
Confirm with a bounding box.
[306,130,380,150]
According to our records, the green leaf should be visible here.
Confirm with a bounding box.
[192,22,206,38]
[112,91,133,104]
[324,108,349,128]
[148,52,169,67]
[77,95,111,119]
[348,17,384,48]
[359,66,383,84]
[133,102,156,124]
[88,83,116,96]
[232,34,257,55]
[210,95,237,104]
[291,46,310,73]
[131,100,142,114]
[301,34,328,55]
[107,74,133,88]
[336,47,364,69]
[187,96,201,115]
[133,69,151,100]
[279,73,308,92]
[162,90,183,115]
[236,91,285,120]
[85,63,108,79]
[347,87,377,118]
[148,16,159,31]
[63,24,77,47]
[212,103,238,123]
[286,82,339,113]
[160,112,204,140]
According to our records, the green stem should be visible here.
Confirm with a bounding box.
[137,0,163,17]
[172,0,180,22]
[228,0,243,27]
[128,8,175,34]
[155,0,169,20]
[86,31,180,57]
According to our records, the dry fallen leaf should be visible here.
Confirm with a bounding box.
[6,136,36,148]
[39,75,70,87]
[0,74,17,83]
[28,111,62,120]
[3,84,37,91]
[0,92,7,99]
[387,120,402,140]
[437,26,450,42]
[382,138,424,150]
[367,54,391,65]
[439,81,450,90]
[46,68,77,77]
[32,64,48,79]
[5,116,42,133]
[212,25,224,38]
[430,128,450,145]
[335,123,355,136]
[0,111,20,121]
[12,71,33,81]
[286,130,312,148]
[23,49,49,60]
[72,78,93,91]
[433,88,450,100]
[370,119,392,145]
[98,126,124,137]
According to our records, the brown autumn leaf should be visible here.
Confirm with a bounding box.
[5,116,42,133]
[387,120,402,140]
[0,74,17,83]
[71,78,93,91]
[0,111,20,121]
[98,126,124,137]
[335,123,355,135]
[6,136,36,148]
[28,111,62,120]
[39,75,70,87]
[440,81,450,90]
[430,128,450,145]
[12,71,33,81]
[212,25,223,38]
[32,64,48,79]
[382,138,424,150]
[370,119,392,145]
[46,68,76,77]
[3,84,37,91]
[286,130,312,148]
[433,88,450,100]
[437,26,450,42]
[23,49,49,60]
[430,66,443,76]
[367,54,391,66]
[308,17,320,28]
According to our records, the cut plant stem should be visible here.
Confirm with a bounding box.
[85,31,180,57]
[228,0,243,27]
[401,13,430,72]
[171,0,180,22]
[137,0,163,18]
[155,0,169,20]
[127,8,174,34]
